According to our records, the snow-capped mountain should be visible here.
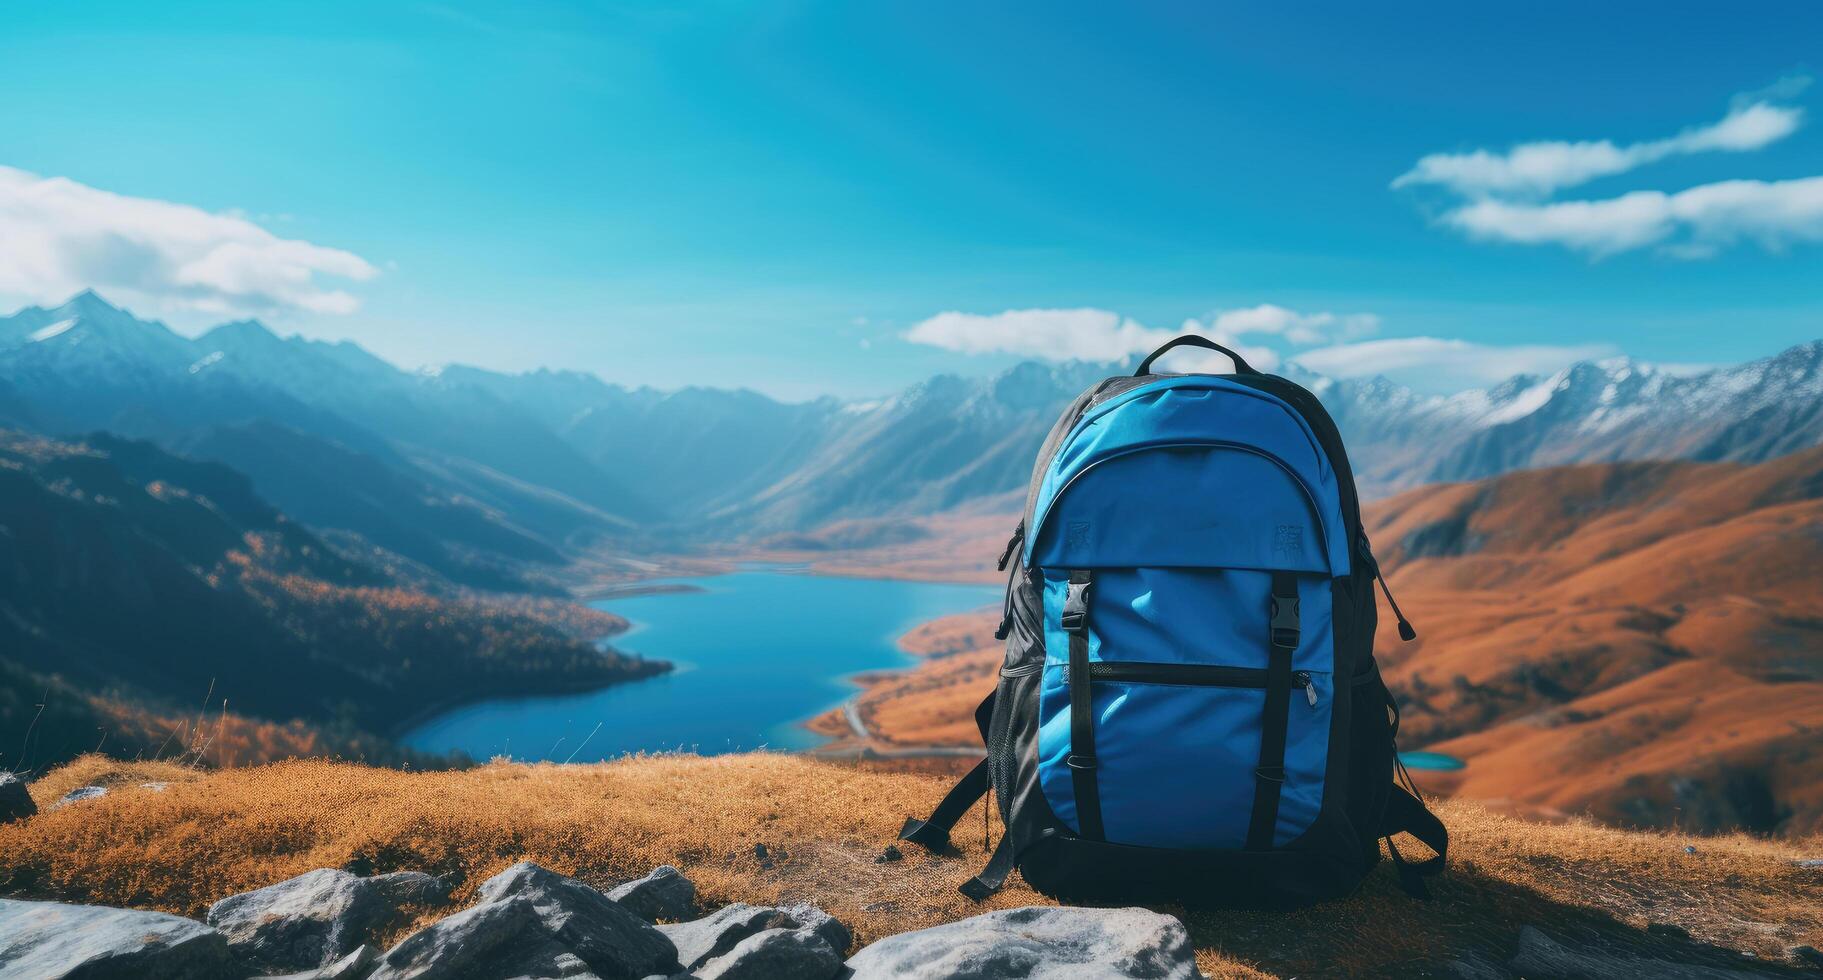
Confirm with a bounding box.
[2,291,1820,555]
[1319,345,1823,496]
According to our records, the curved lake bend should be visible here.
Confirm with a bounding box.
[401,570,997,762]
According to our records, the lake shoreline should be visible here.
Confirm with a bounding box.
[399,569,996,763]
[383,612,672,743]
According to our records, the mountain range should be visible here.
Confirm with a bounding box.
[3,292,1821,581]
[0,427,665,774]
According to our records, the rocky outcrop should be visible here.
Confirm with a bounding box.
[0,862,1211,980]
[0,771,33,823]
[366,862,678,980]
[252,944,377,980]
[606,865,696,923]
[207,869,448,972]
[654,900,849,980]
[695,924,843,980]
[0,897,239,979]
[843,905,1202,979]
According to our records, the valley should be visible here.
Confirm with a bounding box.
[812,449,1823,836]
[1,290,1820,839]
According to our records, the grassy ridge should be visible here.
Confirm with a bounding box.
[2,754,1817,978]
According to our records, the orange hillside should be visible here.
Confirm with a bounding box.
[818,447,1823,835]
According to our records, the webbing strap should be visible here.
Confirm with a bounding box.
[1382,783,1450,898]
[897,758,989,853]
[1063,569,1104,841]
[1246,571,1300,851]
[958,825,1020,902]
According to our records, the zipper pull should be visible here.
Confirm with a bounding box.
[996,522,1025,572]
[1359,533,1417,641]
[1294,671,1317,706]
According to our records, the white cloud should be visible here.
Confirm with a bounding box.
[1294,337,1616,388]
[905,308,1164,362]
[1442,175,1823,257]
[0,165,377,317]
[902,303,1383,372]
[1202,303,1380,346]
[1393,99,1803,198]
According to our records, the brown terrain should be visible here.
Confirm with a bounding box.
[809,447,1823,836]
[743,508,1012,584]
[3,754,1818,978]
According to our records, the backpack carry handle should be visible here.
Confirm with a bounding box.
[1135,335,1260,376]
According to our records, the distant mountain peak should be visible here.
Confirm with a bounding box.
[201,319,281,345]
[62,288,120,315]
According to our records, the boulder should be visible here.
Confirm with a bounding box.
[695,926,842,980]
[777,903,850,955]
[607,866,696,923]
[369,862,677,980]
[843,905,1201,979]
[0,771,34,824]
[0,897,239,979]
[659,903,826,970]
[253,943,378,980]
[54,785,107,807]
[208,867,449,972]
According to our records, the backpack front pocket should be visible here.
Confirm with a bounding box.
[1036,567,1334,850]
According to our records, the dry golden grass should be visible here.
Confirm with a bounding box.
[3,754,1817,978]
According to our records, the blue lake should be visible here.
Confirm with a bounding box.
[401,569,997,763]
[1399,751,1467,771]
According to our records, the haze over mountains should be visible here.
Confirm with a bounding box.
[3,291,1821,575]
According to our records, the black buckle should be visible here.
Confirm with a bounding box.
[1061,581,1091,634]
[1270,594,1300,650]
[1254,765,1285,783]
[1066,753,1097,770]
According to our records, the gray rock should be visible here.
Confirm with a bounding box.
[1791,945,1823,969]
[779,904,850,956]
[844,905,1201,979]
[0,771,34,824]
[696,926,841,980]
[54,784,107,807]
[607,866,696,923]
[253,943,378,979]
[370,862,677,980]
[208,867,449,972]
[658,904,792,969]
[1510,925,1770,979]
[1798,859,1823,869]
[0,897,239,979]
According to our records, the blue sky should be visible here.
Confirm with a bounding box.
[1,1,1819,399]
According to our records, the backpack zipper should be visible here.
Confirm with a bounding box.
[996,521,1025,572]
[1029,439,1333,569]
[1356,533,1417,641]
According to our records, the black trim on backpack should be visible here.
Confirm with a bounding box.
[1381,783,1450,899]
[1062,570,1104,841]
[1247,571,1300,850]
[897,757,989,853]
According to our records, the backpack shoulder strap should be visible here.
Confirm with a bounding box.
[1381,784,1449,898]
[899,759,1020,903]
[896,690,996,851]
[897,757,989,852]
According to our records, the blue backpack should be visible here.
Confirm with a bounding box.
[896,336,1448,906]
